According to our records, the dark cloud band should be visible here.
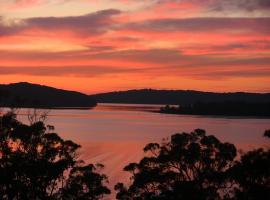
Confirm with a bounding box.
[0,9,121,36]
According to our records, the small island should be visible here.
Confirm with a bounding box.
[160,101,270,117]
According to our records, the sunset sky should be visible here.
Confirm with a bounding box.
[0,0,269,94]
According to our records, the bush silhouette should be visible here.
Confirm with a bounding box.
[0,112,110,199]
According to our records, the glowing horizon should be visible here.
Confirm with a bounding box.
[1,0,270,94]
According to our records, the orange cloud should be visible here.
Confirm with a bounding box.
[0,1,269,93]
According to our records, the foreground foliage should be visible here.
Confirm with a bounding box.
[230,130,270,200]
[0,112,110,199]
[115,129,270,200]
[0,110,269,200]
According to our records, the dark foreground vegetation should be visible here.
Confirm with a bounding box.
[0,111,269,199]
[115,129,270,200]
[160,101,270,117]
[0,82,96,108]
[0,111,109,199]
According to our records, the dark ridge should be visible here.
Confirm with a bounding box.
[0,82,96,108]
[90,89,270,105]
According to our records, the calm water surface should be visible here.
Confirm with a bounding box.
[14,103,269,147]
[13,103,270,197]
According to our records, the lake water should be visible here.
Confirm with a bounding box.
[11,103,270,198]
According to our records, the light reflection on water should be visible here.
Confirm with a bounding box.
[7,103,270,198]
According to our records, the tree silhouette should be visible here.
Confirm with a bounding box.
[0,112,110,199]
[230,132,270,200]
[264,129,270,138]
[115,129,237,200]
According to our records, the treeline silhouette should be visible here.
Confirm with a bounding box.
[160,101,270,117]
[0,82,96,108]
[0,112,269,199]
[91,89,270,105]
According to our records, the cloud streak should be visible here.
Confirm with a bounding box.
[1,64,269,80]
[0,9,121,36]
[154,0,270,12]
[0,65,145,77]
[123,17,270,34]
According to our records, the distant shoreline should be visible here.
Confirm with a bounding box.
[158,102,270,119]
[0,106,95,110]
[1,103,270,119]
[156,110,270,119]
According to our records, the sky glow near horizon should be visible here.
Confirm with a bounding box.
[0,0,270,94]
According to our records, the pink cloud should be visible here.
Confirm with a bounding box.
[9,0,48,9]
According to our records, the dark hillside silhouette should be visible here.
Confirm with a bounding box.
[90,89,270,105]
[0,82,96,108]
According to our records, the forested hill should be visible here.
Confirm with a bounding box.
[0,82,96,108]
[90,89,270,105]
